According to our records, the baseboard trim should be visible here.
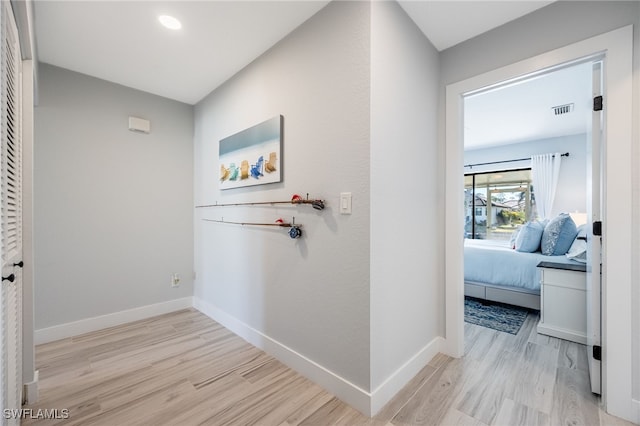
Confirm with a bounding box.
[193,297,372,415]
[632,398,640,424]
[370,336,443,416]
[34,297,194,345]
[536,324,587,345]
[23,370,38,405]
[35,296,443,417]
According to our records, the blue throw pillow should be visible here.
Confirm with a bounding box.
[515,221,544,253]
[509,227,521,249]
[541,213,578,255]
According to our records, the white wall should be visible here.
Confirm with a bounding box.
[193,0,371,396]
[440,0,640,419]
[464,134,587,217]
[370,0,441,407]
[34,64,194,330]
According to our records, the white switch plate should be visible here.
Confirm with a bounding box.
[340,192,352,214]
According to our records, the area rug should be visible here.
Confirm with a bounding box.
[464,297,529,335]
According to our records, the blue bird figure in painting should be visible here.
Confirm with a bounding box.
[250,156,264,179]
[229,163,239,181]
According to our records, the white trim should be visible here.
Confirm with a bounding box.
[445,26,634,422]
[193,298,442,416]
[193,297,372,415]
[536,324,587,345]
[444,81,465,358]
[370,336,443,416]
[633,398,640,425]
[34,297,193,345]
[23,370,37,405]
[34,295,442,417]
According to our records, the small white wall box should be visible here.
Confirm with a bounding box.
[128,116,151,134]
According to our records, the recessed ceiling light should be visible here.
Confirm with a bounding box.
[158,15,182,30]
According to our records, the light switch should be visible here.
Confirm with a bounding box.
[340,192,352,214]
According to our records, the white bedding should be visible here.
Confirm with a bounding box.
[464,238,579,292]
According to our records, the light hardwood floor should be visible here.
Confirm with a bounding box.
[24,308,634,425]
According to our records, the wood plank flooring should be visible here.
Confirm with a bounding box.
[24,308,634,425]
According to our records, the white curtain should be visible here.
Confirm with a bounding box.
[531,153,562,220]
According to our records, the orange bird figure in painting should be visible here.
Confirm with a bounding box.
[220,164,230,182]
[265,152,277,173]
[240,160,249,179]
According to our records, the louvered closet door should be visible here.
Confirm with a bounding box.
[0,2,22,423]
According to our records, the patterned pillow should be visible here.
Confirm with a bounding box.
[541,213,578,255]
[515,221,544,253]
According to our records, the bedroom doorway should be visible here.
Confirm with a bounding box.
[461,58,599,379]
[460,59,595,317]
[444,26,634,419]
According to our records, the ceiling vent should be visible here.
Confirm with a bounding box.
[552,103,574,116]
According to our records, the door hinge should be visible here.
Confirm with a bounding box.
[593,345,601,361]
[593,221,602,236]
[593,95,603,111]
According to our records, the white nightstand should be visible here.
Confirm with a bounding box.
[536,262,587,344]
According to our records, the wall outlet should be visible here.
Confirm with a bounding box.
[171,273,180,288]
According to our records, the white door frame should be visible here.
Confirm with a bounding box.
[444,26,634,422]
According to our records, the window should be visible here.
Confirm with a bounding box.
[464,169,534,240]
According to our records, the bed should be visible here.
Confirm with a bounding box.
[464,238,582,310]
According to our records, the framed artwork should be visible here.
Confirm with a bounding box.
[219,115,282,190]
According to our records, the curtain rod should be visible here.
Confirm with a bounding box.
[464,152,569,169]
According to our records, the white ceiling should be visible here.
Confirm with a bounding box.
[397,1,554,51]
[36,1,576,148]
[34,1,331,105]
[464,62,593,150]
[34,0,556,106]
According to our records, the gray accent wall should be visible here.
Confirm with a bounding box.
[34,64,194,329]
[193,0,443,400]
[370,0,441,393]
[193,1,372,390]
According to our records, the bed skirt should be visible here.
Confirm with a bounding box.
[465,281,540,310]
